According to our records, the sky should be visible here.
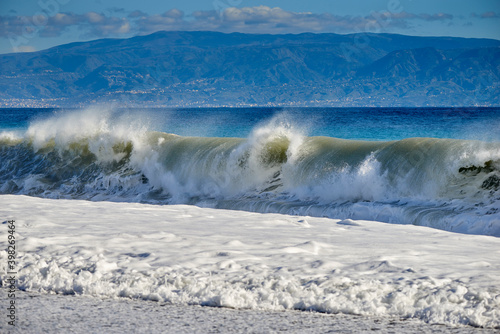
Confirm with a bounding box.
[0,0,499,54]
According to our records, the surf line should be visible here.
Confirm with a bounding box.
[5,219,17,327]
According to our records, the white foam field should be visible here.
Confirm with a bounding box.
[1,195,499,329]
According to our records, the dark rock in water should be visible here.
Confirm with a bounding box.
[482,174,500,190]
[459,160,495,176]
[460,160,499,190]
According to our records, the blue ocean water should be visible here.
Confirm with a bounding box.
[1,107,499,236]
[1,107,499,141]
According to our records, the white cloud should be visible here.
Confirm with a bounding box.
[164,9,183,19]
[85,12,105,24]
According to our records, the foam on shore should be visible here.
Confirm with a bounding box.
[1,195,499,328]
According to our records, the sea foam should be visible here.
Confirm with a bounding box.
[1,195,499,328]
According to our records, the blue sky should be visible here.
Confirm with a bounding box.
[1,0,499,53]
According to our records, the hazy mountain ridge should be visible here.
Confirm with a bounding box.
[0,31,499,107]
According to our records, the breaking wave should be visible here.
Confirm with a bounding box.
[1,108,499,236]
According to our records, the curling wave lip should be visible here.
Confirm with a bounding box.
[0,109,499,236]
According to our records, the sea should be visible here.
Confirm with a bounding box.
[1,106,500,236]
[2,106,500,330]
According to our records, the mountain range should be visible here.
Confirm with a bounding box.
[0,31,499,107]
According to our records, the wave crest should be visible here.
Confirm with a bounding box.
[1,108,499,236]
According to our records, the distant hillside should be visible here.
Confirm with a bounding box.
[0,31,499,107]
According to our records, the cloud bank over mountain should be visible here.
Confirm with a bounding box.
[3,5,498,45]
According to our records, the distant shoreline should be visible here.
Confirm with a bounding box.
[2,31,498,107]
